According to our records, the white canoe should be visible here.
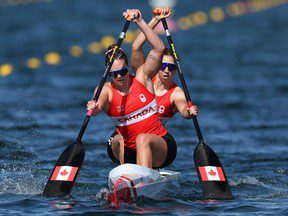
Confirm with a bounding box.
[108,163,181,207]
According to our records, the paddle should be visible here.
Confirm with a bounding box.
[43,20,131,197]
[157,14,232,199]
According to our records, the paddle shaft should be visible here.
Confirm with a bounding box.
[76,20,131,142]
[160,18,232,200]
[161,19,204,143]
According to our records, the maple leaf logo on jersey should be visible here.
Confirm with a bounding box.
[117,105,124,113]
[159,105,165,114]
[139,94,146,102]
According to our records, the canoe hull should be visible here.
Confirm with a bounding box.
[108,164,181,207]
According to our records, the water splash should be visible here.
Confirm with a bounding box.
[230,176,266,187]
[0,164,43,195]
[94,188,110,206]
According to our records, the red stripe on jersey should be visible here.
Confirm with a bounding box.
[107,76,167,149]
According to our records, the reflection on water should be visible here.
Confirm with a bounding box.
[49,200,76,210]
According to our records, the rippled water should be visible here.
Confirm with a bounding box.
[0,0,288,215]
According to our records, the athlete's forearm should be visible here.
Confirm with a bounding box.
[132,18,159,51]
[180,104,198,119]
[173,89,194,119]
[92,86,109,112]
[180,106,193,119]
[135,19,164,53]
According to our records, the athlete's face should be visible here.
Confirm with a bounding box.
[158,55,176,82]
[110,59,130,86]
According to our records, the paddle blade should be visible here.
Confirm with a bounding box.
[43,141,85,197]
[194,142,233,199]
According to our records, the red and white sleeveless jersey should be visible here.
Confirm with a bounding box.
[156,82,177,125]
[152,76,177,125]
[107,76,167,150]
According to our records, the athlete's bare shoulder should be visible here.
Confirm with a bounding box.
[173,86,183,94]
[104,82,113,99]
[105,82,113,89]
[93,82,112,97]
[171,86,185,101]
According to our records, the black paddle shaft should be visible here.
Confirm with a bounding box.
[43,20,131,197]
[161,19,204,144]
[76,20,131,142]
[161,18,233,199]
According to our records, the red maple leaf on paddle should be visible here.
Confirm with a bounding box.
[60,169,68,176]
[208,169,216,176]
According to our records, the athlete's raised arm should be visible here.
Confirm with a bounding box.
[124,9,164,79]
[130,8,171,75]
[130,17,157,73]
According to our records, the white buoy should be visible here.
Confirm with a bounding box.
[148,0,177,8]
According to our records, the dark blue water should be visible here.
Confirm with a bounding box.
[0,0,287,215]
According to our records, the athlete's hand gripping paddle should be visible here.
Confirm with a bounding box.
[43,20,131,197]
[153,10,232,199]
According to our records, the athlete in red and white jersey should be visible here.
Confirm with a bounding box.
[108,8,198,167]
[131,7,198,124]
[153,76,177,125]
[107,75,166,150]
[87,9,177,169]
[152,48,198,124]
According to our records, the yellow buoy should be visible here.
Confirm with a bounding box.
[88,42,103,54]
[178,17,193,30]
[226,2,247,16]
[190,11,208,26]
[124,31,135,44]
[0,64,14,77]
[27,57,41,69]
[45,52,61,65]
[70,45,83,57]
[101,36,116,49]
[210,7,225,22]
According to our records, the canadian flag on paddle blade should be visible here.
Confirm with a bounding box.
[198,166,226,181]
[50,166,78,181]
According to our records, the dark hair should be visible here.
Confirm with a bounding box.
[163,47,172,56]
[163,47,179,61]
[105,44,128,67]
